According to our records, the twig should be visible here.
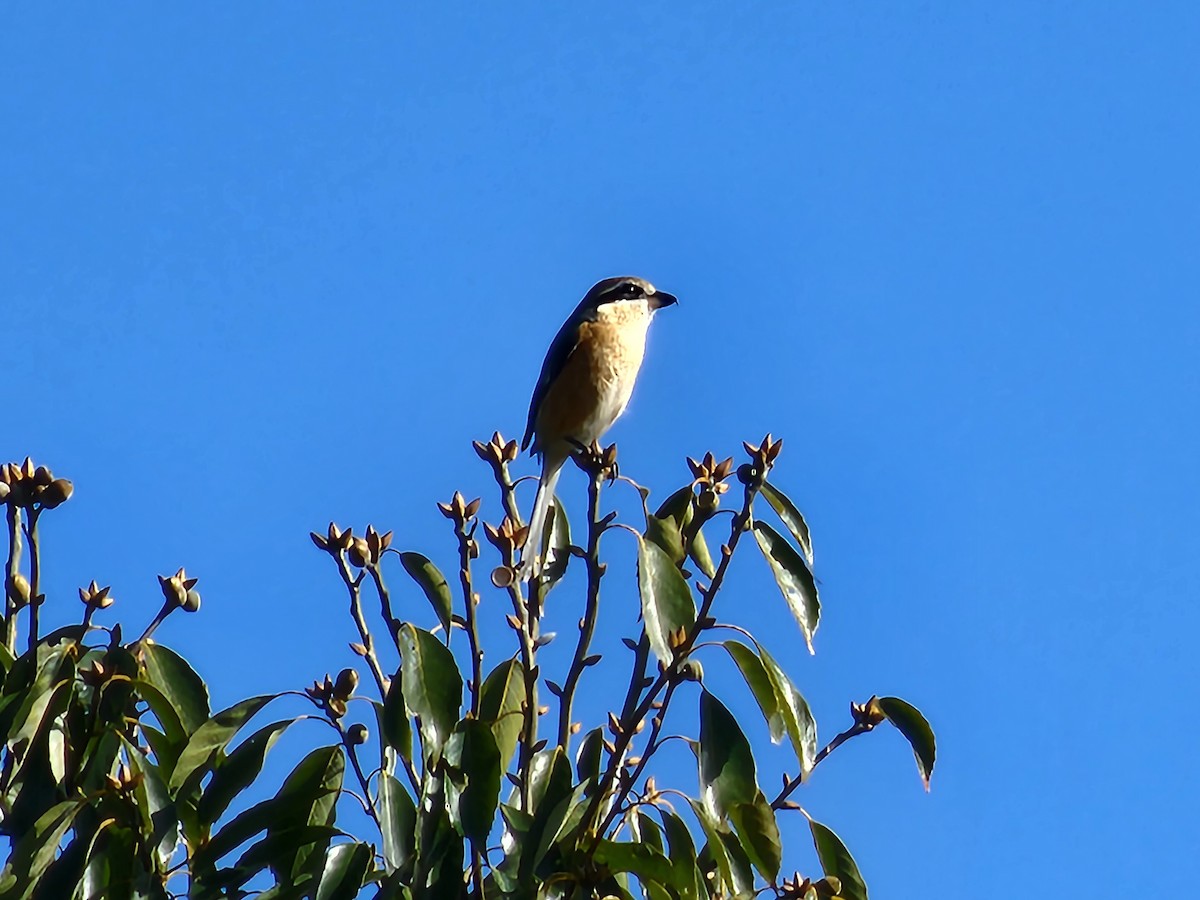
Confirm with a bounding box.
[332,554,389,699]
[771,722,872,809]
[453,520,484,716]
[556,470,606,748]
[23,509,41,653]
[4,504,22,653]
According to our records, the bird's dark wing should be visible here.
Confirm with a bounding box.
[521,306,594,453]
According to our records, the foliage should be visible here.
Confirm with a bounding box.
[0,437,935,899]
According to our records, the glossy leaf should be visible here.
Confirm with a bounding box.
[398,552,453,636]
[169,694,277,795]
[380,680,413,764]
[377,772,416,872]
[753,521,820,654]
[314,842,372,900]
[644,514,686,566]
[761,481,814,567]
[808,816,868,900]
[268,744,346,884]
[140,643,210,734]
[574,727,604,788]
[134,679,188,758]
[591,840,681,890]
[396,623,462,758]
[444,719,502,843]
[198,718,295,825]
[723,641,784,743]
[659,809,704,900]
[698,689,757,819]
[123,739,179,873]
[654,485,694,523]
[756,642,818,778]
[632,810,665,854]
[0,798,84,897]
[688,525,717,579]
[541,497,571,587]
[478,657,526,772]
[878,696,936,791]
[637,536,696,667]
[730,791,782,881]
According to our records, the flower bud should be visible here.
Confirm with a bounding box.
[333,667,359,699]
[347,723,369,745]
[39,478,74,509]
[7,573,31,609]
[182,589,202,613]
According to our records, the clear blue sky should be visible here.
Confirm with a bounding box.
[3,3,1198,896]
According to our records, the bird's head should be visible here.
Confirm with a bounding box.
[582,276,678,318]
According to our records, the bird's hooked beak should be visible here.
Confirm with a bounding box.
[648,290,678,310]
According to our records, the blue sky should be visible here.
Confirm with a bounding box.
[3,3,1198,896]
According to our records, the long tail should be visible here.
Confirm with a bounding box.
[518,454,564,579]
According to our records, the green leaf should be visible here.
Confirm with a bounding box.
[637,536,696,667]
[377,772,416,873]
[134,680,188,759]
[659,809,704,900]
[756,642,818,779]
[268,745,346,885]
[541,497,572,587]
[0,798,84,899]
[478,658,526,772]
[140,643,210,734]
[722,641,784,743]
[698,689,757,819]
[123,739,179,874]
[444,719,502,843]
[228,826,345,891]
[398,552,453,636]
[687,799,751,898]
[574,727,604,789]
[169,695,278,795]
[314,842,372,900]
[198,718,295,825]
[808,816,869,900]
[729,791,782,881]
[644,514,686,566]
[688,525,717,579]
[632,810,664,854]
[654,485,694,522]
[761,481,814,567]
[753,521,820,654]
[878,696,936,790]
[396,623,462,759]
[592,840,681,890]
[380,681,413,765]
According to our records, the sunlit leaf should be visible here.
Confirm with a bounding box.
[645,514,686,565]
[659,809,704,900]
[377,772,416,873]
[808,816,869,900]
[592,840,682,890]
[123,739,179,873]
[396,623,462,759]
[761,481,814,567]
[169,695,278,795]
[541,497,571,587]
[314,842,372,900]
[478,658,526,772]
[0,798,84,897]
[722,641,784,743]
[637,536,696,667]
[698,689,757,819]
[729,791,781,881]
[753,521,819,654]
[198,718,295,825]
[140,643,210,734]
[380,679,413,765]
[689,525,717,579]
[756,642,818,778]
[878,696,936,791]
[398,552,453,636]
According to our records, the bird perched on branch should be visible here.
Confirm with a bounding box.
[517,276,677,578]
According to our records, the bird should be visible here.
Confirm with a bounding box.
[516,276,677,579]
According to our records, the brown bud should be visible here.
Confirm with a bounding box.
[333,667,359,699]
[33,465,53,487]
[347,538,370,568]
[7,573,31,608]
[327,697,348,718]
[349,642,368,657]
[503,439,519,462]
[310,531,329,551]
[182,589,202,613]
[21,457,35,480]
[347,723,369,745]
[464,496,481,520]
[0,482,9,503]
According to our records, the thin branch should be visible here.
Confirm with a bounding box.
[453,520,484,717]
[4,504,22,653]
[771,722,872,809]
[332,553,388,698]
[556,470,606,748]
[24,509,41,653]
